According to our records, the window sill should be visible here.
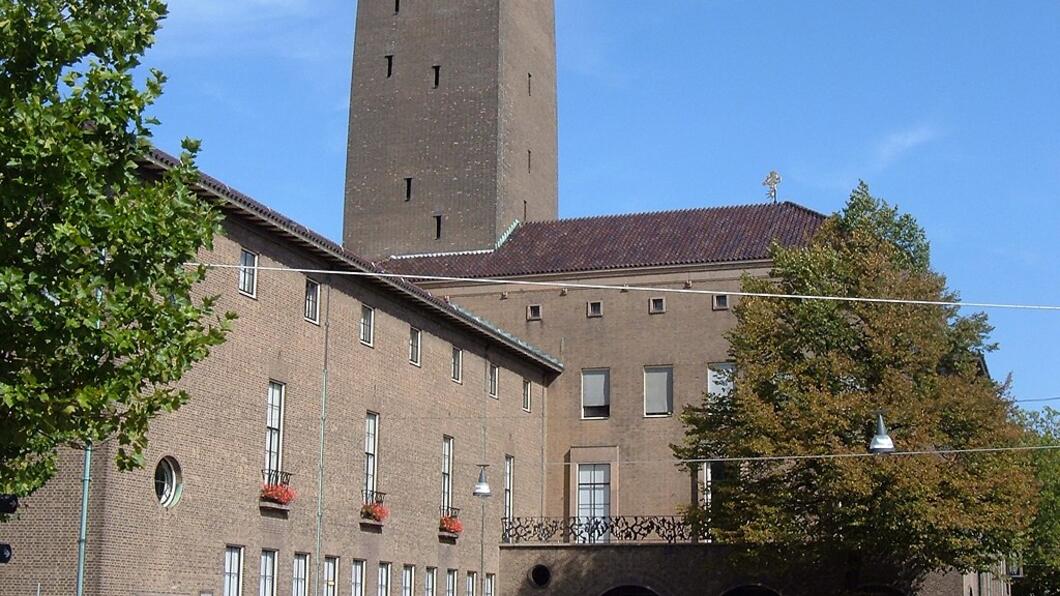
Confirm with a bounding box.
[238,290,258,300]
[644,413,674,418]
[522,408,532,414]
[451,378,463,385]
[304,317,320,326]
[409,360,421,368]
[259,499,291,513]
[360,340,374,348]
[488,394,499,400]
[580,416,609,421]
[359,519,384,533]
[438,531,460,544]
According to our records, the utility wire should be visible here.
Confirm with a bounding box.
[193,263,1060,312]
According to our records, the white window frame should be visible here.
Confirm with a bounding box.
[409,326,422,366]
[364,412,380,499]
[488,363,499,398]
[503,455,514,520]
[378,562,392,596]
[292,553,309,596]
[239,249,258,298]
[424,568,437,596]
[522,379,532,412]
[649,296,666,314]
[402,565,414,596]
[580,368,611,420]
[265,381,285,478]
[643,365,674,417]
[444,570,457,596]
[224,546,244,596]
[712,294,730,310]
[451,347,462,383]
[441,436,454,512]
[466,572,476,596]
[526,304,542,321]
[352,560,366,596]
[259,550,277,596]
[484,575,495,596]
[304,278,320,324]
[360,304,375,346]
[707,362,736,399]
[586,300,603,318]
[576,463,611,543]
[323,557,338,596]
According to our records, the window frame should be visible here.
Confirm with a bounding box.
[580,368,611,420]
[238,249,259,298]
[466,572,477,596]
[712,294,730,311]
[352,559,366,596]
[487,362,499,398]
[364,412,380,498]
[707,362,736,399]
[360,304,375,346]
[259,550,277,596]
[424,567,437,596]
[264,381,285,478]
[503,455,514,520]
[409,326,422,366]
[648,296,666,314]
[643,365,675,417]
[292,553,309,596]
[378,562,392,596]
[304,278,320,324]
[445,570,457,596]
[323,556,338,596]
[521,379,532,412]
[441,436,454,512]
[526,304,542,321]
[451,347,463,383]
[484,575,495,596]
[224,545,245,596]
[586,300,603,318]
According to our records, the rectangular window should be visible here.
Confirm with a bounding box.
[484,575,495,596]
[587,301,603,318]
[259,550,277,596]
[707,363,735,398]
[522,379,532,412]
[239,249,258,297]
[432,65,441,88]
[264,381,285,480]
[649,297,666,314]
[293,554,309,596]
[360,305,375,346]
[526,304,542,321]
[364,412,379,499]
[394,0,400,14]
[466,573,476,596]
[488,363,499,398]
[401,565,414,596]
[409,327,422,365]
[424,568,436,596]
[644,366,674,416]
[434,214,443,239]
[451,347,462,382]
[712,294,730,310]
[527,72,532,96]
[304,279,320,323]
[445,570,457,596]
[352,560,366,596]
[581,369,610,419]
[527,149,532,174]
[441,436,454,512]
[323,557,338,596]
[577,464,611,543]
[503,455,514,520]
[378,562,392,596]
[385,55,394,78]
[405,177,413,201]
[224,546,244,596]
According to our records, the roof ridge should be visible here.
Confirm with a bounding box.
[523,201,812,227]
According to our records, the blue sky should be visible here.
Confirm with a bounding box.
[149,1,1060,406]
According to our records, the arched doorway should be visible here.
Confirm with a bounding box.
[601,587,661,596]
[722,587,781,596]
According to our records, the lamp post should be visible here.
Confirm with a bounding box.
[473,464,491,596]
[869,412,896,454]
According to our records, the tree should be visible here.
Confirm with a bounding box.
[674,183,1038,589]
[0,1,233,498]
[1015,407,1060,595]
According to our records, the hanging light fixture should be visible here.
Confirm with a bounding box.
[868,413,896,454]
[472,464,492,498]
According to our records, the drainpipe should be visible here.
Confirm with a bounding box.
[313,280,332,594]
[75,442,92,596]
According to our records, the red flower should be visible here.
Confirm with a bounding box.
[361,502,390,522]
[439,515,463,534]
[260,483,295,505]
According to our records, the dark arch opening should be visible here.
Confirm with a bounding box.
[601,587,661,596]
[855,586,906,596]
[722,587,781,596]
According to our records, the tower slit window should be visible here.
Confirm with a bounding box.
[433,215,442,240]
[432,65,441,88]
[394,0,400,14]
[528,72,532,96]
[385,55,394,78]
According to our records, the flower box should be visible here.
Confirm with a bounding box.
[361,502,390,523]
[260,483,295,506]
[439,515,463,535]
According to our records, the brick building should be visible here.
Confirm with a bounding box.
[0,1,1015,596]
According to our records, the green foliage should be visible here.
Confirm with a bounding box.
[0,0,234,497]
[674,183,1037,585]
[1015,408,1060,595]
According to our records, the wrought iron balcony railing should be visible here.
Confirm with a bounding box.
[501,516,711,545]
[362,489,386,505]
[440,505,461,518]
[261,469,292,486]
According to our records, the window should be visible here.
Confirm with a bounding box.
[586,301,603,318]
[385,55,394,78]
[441,436,454,513]
[409,327,422,365]
[259,550,277,596]
[352,560,366,596]
[712,294,730,310]
[432,65,441,88]
[433,214,443,239]
[445,570,457,596]
[522,379,532,412]
[360,305,375,346]
[503,455,514,520]
[323,557,338,596]
[528,72,532,96]
[264,381,285,481]
[378,563,391,596]
[649,297,666,314]
[488,363,499,398]
[239,249,258,297]
[224,546,244,596]
[405,177,413,201]
[577,464,611,543]
[707,363,735,398]
[466,573,476,596]
[644,366,674,416]
[394,0,400,14]
[581,369,610,418]
[526,304,542,321]
[402,565,414,596]
[293,554,309,596]
[527,149,532,174]
[304,279,320,323]
[154,456,182,508]
[484,575,495,596]
[424,568,437,596]
[451,347,462,382]
[364,412,379,500]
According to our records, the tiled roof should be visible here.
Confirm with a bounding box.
[382,202,827,278]
[141,148,563,373]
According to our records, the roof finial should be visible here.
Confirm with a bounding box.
[762,170,782,204]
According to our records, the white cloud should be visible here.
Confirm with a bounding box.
[874,124,941,169]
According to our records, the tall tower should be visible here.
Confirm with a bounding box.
[343,0,559,260]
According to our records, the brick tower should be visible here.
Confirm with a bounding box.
[343,0,558,260]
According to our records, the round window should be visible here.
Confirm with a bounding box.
[154,457,183,508]
[528,564,551,588]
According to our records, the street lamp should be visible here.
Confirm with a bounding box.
[473,464,492,498]
[868,413,896,454]
[473,464,491,596]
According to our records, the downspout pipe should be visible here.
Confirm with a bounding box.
[313,280,332,593]
[75,442,92,596]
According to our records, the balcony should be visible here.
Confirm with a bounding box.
[439,506,463,542]
[501,516,711,545]
[262,469,292,487]
[259,469,294,513]
[362,489,386,505]
[360,489,389,531]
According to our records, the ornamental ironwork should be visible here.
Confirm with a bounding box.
[501,516,711,545]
